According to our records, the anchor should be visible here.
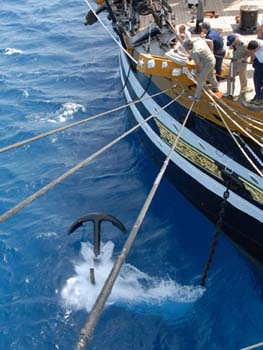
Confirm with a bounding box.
[68,212,127,284]
[68,212,127,257]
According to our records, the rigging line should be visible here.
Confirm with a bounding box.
[231,112,263,133]
[0,94,183,224]
[207,92,263,148]
[84,0,138,65]
[223,102,263,131]
[240,341,263,350]
[201,90,263,177]
[139,74,152,100]
[214,96,263,125]
[232,111,263,127]
[233,132,263,167]
[0,89,171,154]
[188,76,263,147]
[75,101,194,350]
[213,102,263,177]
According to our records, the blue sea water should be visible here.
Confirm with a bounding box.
[1,1,263,349]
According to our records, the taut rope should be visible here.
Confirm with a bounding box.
[0,93,184,224]
[0,89,172,154]
[240,341,263,350]
[75,100,195,350]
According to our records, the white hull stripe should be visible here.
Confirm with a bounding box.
[119,53,263,223]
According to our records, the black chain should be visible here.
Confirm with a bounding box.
[200,183,230,287]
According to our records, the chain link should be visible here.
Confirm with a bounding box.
[200,183,230,287]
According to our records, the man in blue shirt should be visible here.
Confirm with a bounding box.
[201,22,226,81]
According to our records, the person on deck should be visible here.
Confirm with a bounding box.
[223,34,252,98]
[182,38,219,101]
[257,18,263,40]
[200,22,226,81]
[193,0,205,34]
[173,24,192,55]
[247,40,263,105]
[178,24,191,41]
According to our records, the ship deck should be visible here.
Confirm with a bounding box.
[172,0,262,35]
[172,0,262,101]
[141,0,263,102]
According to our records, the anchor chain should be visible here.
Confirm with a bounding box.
[200,182,230,287]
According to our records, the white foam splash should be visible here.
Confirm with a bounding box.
[23,90,29,98]
[36,231,58,239]
[61,241,204,312]
[58,102,86,121]
[4,48,23,55]
[29,102,85,124]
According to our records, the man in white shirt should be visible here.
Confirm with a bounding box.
[247,40,263,105]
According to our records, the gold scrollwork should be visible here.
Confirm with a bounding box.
[155,119,222,179]
[241,180,263,205]
[155,119,263,205]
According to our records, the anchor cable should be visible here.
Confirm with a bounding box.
[202,89,263,177]
[200,183,230,287]
[75,101,194,350]
[240,341,263,350]
[0,93,184,224]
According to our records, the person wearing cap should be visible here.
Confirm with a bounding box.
[224,34,251,98]
[247,40,263,105]
[182,38,219,101]
[201,22,226,81]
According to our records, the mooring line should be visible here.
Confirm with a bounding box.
[203,89,263,149]
[75,101,194,350]
[0,93,183,224]
[187,76,263,148]
[204,90,263,177]
[0,89,171,154]
[214,103,263,177]
[240,341,263,350]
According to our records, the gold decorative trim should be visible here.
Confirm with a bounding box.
[241,179,263,205]
[155,119,222,179]
[155,118,263,206]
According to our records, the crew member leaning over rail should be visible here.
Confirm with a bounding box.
[182,38,219,102]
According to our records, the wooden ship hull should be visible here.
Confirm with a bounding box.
[87,0,263,265]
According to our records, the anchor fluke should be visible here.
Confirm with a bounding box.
[68,212,127,257]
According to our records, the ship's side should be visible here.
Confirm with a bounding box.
[119,47,263,265]
[87,0,263,265]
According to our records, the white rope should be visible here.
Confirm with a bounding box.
[233,132,263,167]
[84,0,138,65]
[240,341,263,350]
[212,99,263,177]
[206,93,263,148]
[0,93,183,224]
[0,89,171,154]
[75,100,194,350]
[187,76,263,148]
